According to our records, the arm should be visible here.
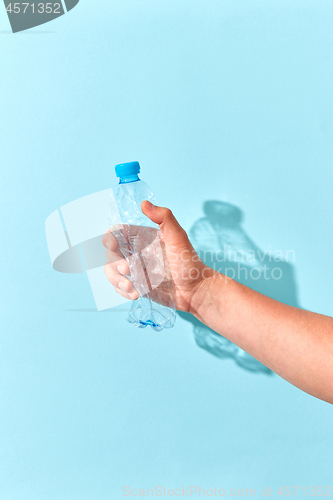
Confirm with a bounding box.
[103,201,333,405]
[191,271,333,404]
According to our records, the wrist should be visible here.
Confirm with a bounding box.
[189,267,221,321]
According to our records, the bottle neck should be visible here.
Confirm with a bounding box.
[118,174,140,184]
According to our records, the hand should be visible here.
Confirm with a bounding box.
[103,201,215,313]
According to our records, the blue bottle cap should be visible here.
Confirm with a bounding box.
[115,161,141,178]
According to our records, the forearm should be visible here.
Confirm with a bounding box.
[192,271,333,404]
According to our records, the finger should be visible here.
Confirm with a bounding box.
[116,260,130,276]
[105,252,130,277]
[104,263,135,292]
[105,249,130,273]
[141,201,189,246]
[113,286,139,301]
[141,201,183,232]
[102,229,118,252]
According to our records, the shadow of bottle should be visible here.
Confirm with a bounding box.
[178,201,301,375]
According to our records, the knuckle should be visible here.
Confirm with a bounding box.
[164,208,173,219]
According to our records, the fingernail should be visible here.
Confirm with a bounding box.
[118,281,128,291]
[129,291,138,300]
[117,265,124,274]
[106,241,111,250]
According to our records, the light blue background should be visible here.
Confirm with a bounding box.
[1,0,333,498]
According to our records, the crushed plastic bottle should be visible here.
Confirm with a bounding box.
[108,161,176,331]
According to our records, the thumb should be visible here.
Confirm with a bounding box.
[141,200,188,243]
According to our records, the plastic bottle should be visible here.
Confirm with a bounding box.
[109,161,176,331]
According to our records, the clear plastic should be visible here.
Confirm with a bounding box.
[108,175,176,331]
